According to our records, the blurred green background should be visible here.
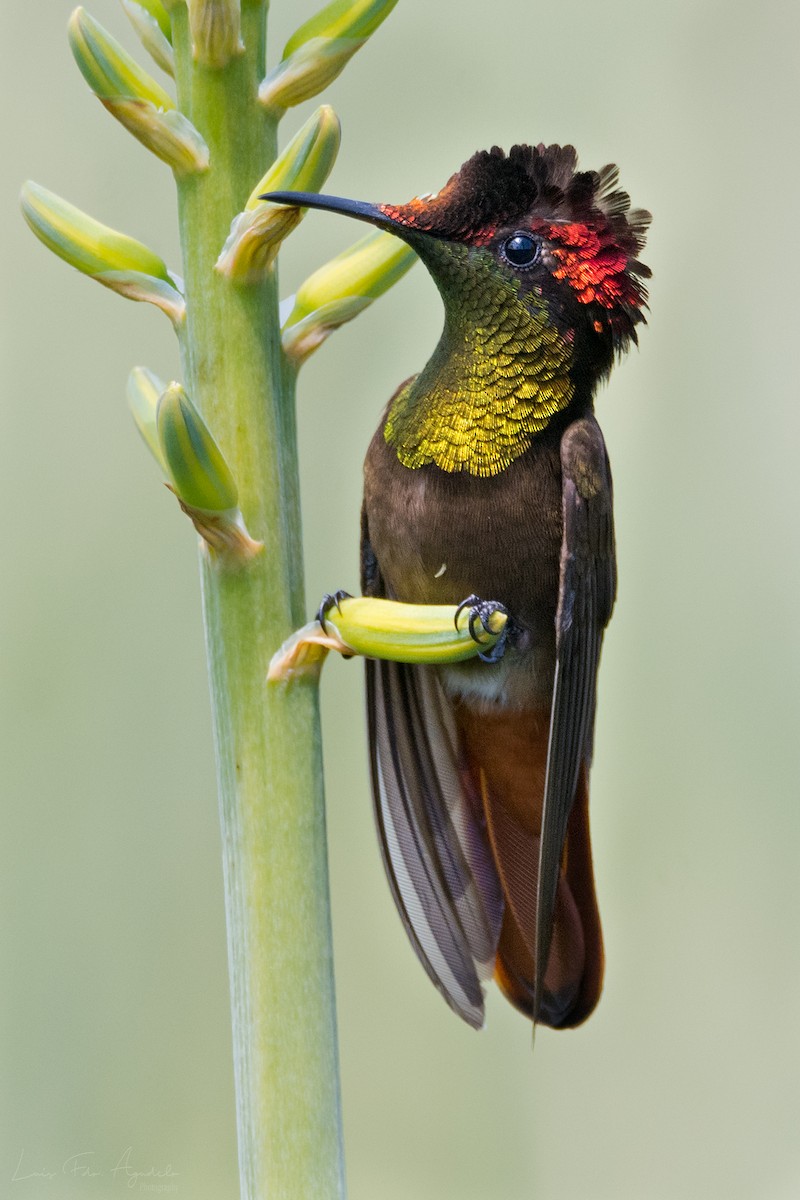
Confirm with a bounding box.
[3,2,800,1197]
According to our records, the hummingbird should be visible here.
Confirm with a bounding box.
[265,143,650,1029]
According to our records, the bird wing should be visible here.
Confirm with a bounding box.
[361,509,504,1028]
[534,415,617,1022]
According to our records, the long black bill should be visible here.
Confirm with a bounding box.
[260,190,396,231]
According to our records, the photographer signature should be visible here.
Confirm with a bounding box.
[12,1147,179,1189]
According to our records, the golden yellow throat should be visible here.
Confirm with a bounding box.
[384,275,575,477]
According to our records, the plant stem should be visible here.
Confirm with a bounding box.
[170,4,345,1197]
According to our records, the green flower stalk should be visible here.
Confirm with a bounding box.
[282,227,416,364]
[24,1,413,1196]
[69,7,209,174]
[259,0,398,114]
[216,105,341,282]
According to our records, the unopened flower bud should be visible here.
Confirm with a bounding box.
[187,0,243,67]
[21,181,185,324]
[156,383,238,512]
[216,106,341,282]
[268,597,508,682]
[69,7,208,174]
[133,0,172,39]
[156,384,263,560]
[127,366,168,469]
[259,0,397,114]
[122,0,174,77]
[282,228,415,363]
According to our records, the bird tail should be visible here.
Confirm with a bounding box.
[456,703,604,1028]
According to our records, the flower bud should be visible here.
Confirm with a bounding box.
[69,7,173,105]
[68,7,208,174]
[259,0,397,114]
[121,0,174,76]
[109,102,210,174]
[187,0,243,68]
[132,0,172,40]
[127,366,168,469]
[281,229,415,363]
[156,383,239,512]
[216,106,341,282]
[21,181,185,324]
[157,383,262,561]
[268,597,508,682]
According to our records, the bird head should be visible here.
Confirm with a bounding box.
[264,142,650,380]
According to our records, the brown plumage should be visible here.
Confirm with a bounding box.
[362,400,614,1028]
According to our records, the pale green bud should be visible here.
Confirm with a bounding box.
[21,181,185,324]
[132,0,172,40]
[281,229,416,364]
[216,106,341,282]
[156,384,262,561]
[107,101,209,174]
[156,383,238,512]
[259,0,397,114]
[268,597,508,682]
[69,7,173,105]
[121,1,175,77]
[68,8,208,174]
[187,0,243,67]
[127,366,168,470]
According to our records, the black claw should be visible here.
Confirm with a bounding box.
[455,594,511,663]
[454,594,480,631]
[317,589,352,632]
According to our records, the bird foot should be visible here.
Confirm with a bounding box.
[317,589,353,632]
[454,594,510,663]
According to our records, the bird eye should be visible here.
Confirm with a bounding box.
[501,232,540,269]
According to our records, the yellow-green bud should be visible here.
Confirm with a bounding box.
[187,0,243,67]
[156,383,238,512]
[333,597,507,661]
[127,366,168,470]
[268,597,508,682]
[156,384,262,561]
[21,181,185,324]
[122,0,175,76]
[68,8,208,174]
[282,229,416,364]
[216,106,341,282]
[132,0,172,40]
[69,7,173,106]
[259,0,397,114]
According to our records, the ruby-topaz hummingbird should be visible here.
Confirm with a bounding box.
[266,143,650,1029]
